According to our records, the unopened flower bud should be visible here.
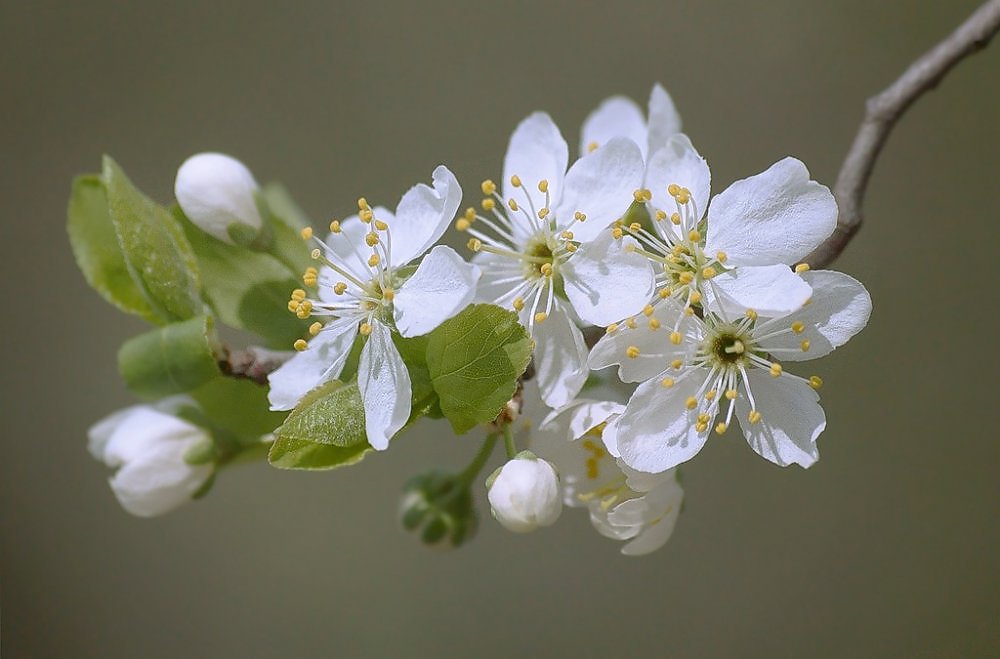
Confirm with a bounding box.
[175,152,263,245]
[399,471,477,549]
[487,452,562,533]
[88,403,214,517]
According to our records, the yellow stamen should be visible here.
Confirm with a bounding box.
[329,220,341,233]
[537,179,549,193]
[534,312,548,323]
[482,198,496,211]
[661,377,674,388]
[359,323,373,336]
[309,322,322,336]
[791,321,805,334]
[671,359,683,369]
[365,232,379,247]
[510,175,522,188]
[293,339,308,352]
[801,339,811,352]
[605,322,619,335]
[467,238,482,252]
[715,422,728,434]
[770,363,783,377]
[300,227,313,240]
[367,254,380,267]
[725,389,738,400]
[481,179,496,195]
[513,297,525,312]
[809,375,823,389]
[748,410,762,424]
[685,396,698,410]
[795,263,810,274]
[334,282,348,295]
[670,331,682,345]
[626,345,640,359]
[648,318,661,330]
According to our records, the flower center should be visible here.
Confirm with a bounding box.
[708,330,749,366]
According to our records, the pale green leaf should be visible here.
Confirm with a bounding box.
[275,380,366,447]
[117,316,220,399]
[426,304,532,434]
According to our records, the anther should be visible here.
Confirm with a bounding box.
[293,339,308,352]
[359,209,373,223]
[357,197,370,211]
[648,318,661,330]
[611,227,624,240]
[300,227,313,240]
[287,300,300,312]
[537,207,550,219]
[507,199,518,211]
[291,289,306,300]
[310,248,321,260]
[683,307,694,317]
[748,410,762,424]
[329,220,341,233]
[809,375,823,389]
[801,340,811,352]
[482,198,496,211]
[725,389,738,400]
[367,254,380,267]
[689,291,703,304]
[795,263,810,274]
[606,323,619,335]
[667,183,680,196]
[629,222,642,232]
[534,312,548,323]
[374,220,389,231]
[791,321,805,334]
[702,267,717,279]
[679,272,694,284]
[716,251,728,263]
[510,175,522,188]
[661,377,675,388]
[455,218,471,231]
[670,213,681,225]
[382,289,395,302]
[769,363,783,377]
[574,211,587,222]
[655,210,667,222]
[670,331,682,345]
[695,422,708,433]
[334,282,348,295]
[626,345,640,359]
[685,396,698,410]
[688,230,701,242]
[560,230,574,240]
[643,304,654,317]
[587,141,599,153]
[540,263,553,277]
[359,323,373,336]
[365,232,379,247]
[309,322,323,336]
[745,309,758,321]
[697,413,710,425]
[715,422,728,434]
[671,359,684,369]
[537,179,549,193]
[481,179,496,195]
[705,389,717,401]
[625,317,637,329]
[467,238,482,252]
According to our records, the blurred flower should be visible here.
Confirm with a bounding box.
[531,397,683,556]
[465,112,653,408]
[487,452,562,533]
[400,470,477,549]
[88,400,214,517]
[175,152,263,244]
[268,166,478,450]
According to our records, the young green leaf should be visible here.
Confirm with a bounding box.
[117,315,221,399]
[426,304,532,434]
[67,175,158,321]
[103,156,203,322]
[274,380,366,447]
[268,437,371,471]
[176,206,308,347]
[190,377,286,444]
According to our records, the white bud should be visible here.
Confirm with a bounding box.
[88,405,214,517]
[175,152,262,244]
[487,454,562,533]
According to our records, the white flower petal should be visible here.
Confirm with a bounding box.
[387,166,463,267]
[756,270,872,362]
[602,416,622,458]
[103,408,212,517]
[357,322,412,450]
[529,300,589,408]
[580,95,648,159]
[503,112,568,215]
[487,457,562,533]
[588,303,693,383]
[563,233,655,326]
[175,152,262,244]
[267,318,358,411]
[620,480,684,556]
[735,369,825,468]
[556,137,645,243]
[645,83,683,156]
[539,399,624,441]
[394,245,480,337]
[471,252,521,306]
[617,372,711,473]
[705,157,837,266]
[645,134,711,220]
[705,264,813,318]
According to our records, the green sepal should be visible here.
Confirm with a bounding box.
[117,315,220,399]
[175,205,308,347]
[103,156,204,323]
[66,175,158,322]
[425,304,532,434]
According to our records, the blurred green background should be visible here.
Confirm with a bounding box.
[2,1,998,656]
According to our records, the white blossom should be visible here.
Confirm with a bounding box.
[594,270,872,472]
[267,166,478,450]
[465,112,654,408]
[487,454,562,533]
[608,135,836,321]
[175,152,263,244]
[88,400,213,517]
[580,83,683,166]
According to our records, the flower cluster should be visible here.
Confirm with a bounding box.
[84,83,870,555]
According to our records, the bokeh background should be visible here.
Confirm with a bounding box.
[2,1,998,656]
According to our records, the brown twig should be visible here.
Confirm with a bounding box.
[218,346,292,385]
[807,0,1000,268]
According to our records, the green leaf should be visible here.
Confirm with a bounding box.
[269,380,371,470]
[67,175,159,321]
[393,333,438,422]
[262,182,312,229]
[426,304,532,434]
[260,184,314,276]
[103,156,203,322]
[268,436,371,471]
[118,316,220,398]
[275,380,366,447]
[176,206,308,347]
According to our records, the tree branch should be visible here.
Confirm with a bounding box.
[806,0,1000,268]
[218,346,292,385]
